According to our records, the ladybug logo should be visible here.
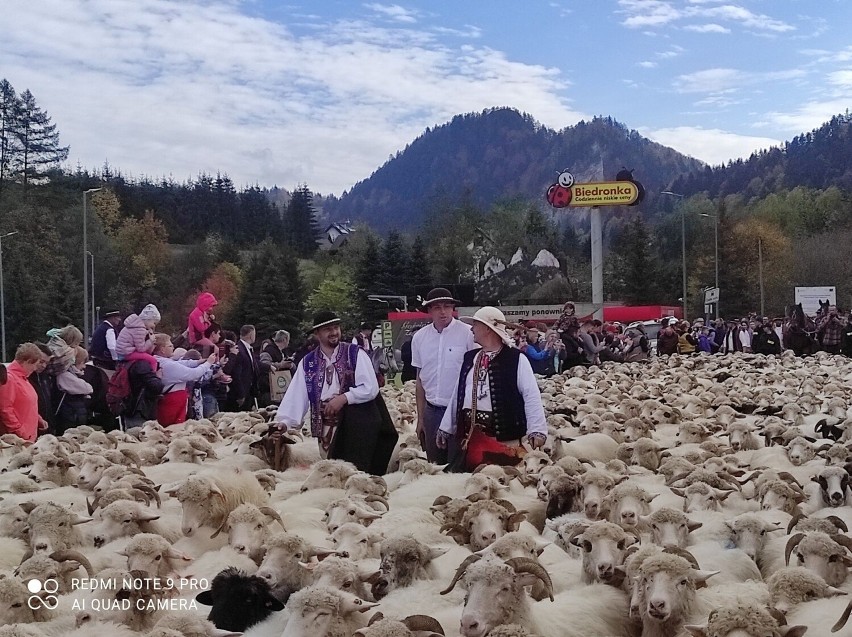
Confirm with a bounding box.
[546,183,572,208]
[546,169,574,208]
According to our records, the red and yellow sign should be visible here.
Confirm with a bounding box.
[569,181,639,206]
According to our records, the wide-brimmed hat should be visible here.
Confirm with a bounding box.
[422,287,460,308]
[103,310,120,319]
[309,311,342,332]
[460,306,514,346]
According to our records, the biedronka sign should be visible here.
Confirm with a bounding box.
[546,168,645,209]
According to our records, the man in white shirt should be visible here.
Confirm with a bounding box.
[276,311,395,473]
[89,311,122,375]
[411,288,477,463]
[437,306,547,471]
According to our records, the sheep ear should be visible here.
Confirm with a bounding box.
[827,586,848,597]
[692,569,719,584]
[427,546,450,562]
[195,590,214,606]
[683,626,708,637]
[778,627,807,637]
[687,521,703,533]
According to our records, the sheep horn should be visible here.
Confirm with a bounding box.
[786,513,806,534]
[777,472,802,488]
[209,517,228,539]
[136,484,161,508]
[832,534,852,554]
[465,493,485,502]
[505,557,554,601]
[472,464,488,474]
[440,554,481,595]
[50,550,94,577]
[502,466,521,478]
[666,471,690,486]
[663,546,700,570]
[402,615,445,635]
[493,499,516,513]
[826,515,849,533]
[506,512,527,532]
[833,600,852,632]
[432,496,452,507]
[737,470,761,485]
[259,506,286,529]
[364,495,390,511]
[785,533,806,566]
[119,448,142,468]
[767,607,788,626]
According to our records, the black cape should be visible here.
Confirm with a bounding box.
[328,393,399,475]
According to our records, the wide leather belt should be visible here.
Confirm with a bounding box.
[461,408,496,437]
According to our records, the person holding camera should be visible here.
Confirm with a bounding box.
[818,305,845,354]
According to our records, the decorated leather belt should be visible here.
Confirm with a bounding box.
[461,408,497,437]
[320,401,342,452]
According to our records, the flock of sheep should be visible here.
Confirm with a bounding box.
[3,350,852,637]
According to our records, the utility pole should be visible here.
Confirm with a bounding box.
[758,238,765,317]
[0,231,19,362]
[82,187,102,344]
[661,191,686,319]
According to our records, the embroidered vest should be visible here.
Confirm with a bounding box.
[302,343,359,438]
[455,347,527,442]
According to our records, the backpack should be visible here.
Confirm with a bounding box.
[171,329,190,350]
[106,364,133,416]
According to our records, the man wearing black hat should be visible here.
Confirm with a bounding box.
[89,311,122,375]
[411,288,477,463]
[274,311,398,474]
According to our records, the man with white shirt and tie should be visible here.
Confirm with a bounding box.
[275,311,397,473]
[411,288,477,463]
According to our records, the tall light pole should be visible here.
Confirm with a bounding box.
[87,251,95,333]
[0,230,18,362]
[661,191,686,320]
[700,212,719,319]
[82,187,102,344]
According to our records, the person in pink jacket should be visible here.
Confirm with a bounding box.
[0,343,49,441]
[187,292,218,345]
[115,304,161,368]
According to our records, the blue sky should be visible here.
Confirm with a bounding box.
[2,1,850,194]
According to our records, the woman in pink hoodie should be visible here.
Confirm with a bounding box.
[188,292,218,345]
[0,343,49,441]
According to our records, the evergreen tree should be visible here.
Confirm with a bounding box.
[237,239,305,339]
[406,235,432,295]
[376,230,409,297]
[12,89,69,192]
[0,79,21,199]
[620,215,658,304]
[284,184,321,258]
[352,233,384,323]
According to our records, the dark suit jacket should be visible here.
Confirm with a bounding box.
[225,341,259,404]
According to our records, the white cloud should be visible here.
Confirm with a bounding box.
[763,98,852,133]
[0,1,584,194]
[656,45,685,59]
[618,0,794,34]
[828,70,852,89]
[674,67,805,94]
[363,3,419,24]
[638,61,658,68]
[641,126,780,165]
[683,23,730,34]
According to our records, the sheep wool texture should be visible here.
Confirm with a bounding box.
[701,604,780,637]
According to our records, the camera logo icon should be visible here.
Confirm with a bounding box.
[27,578,59,610]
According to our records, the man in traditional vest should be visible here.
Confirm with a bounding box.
[275,311,397,473]
[411,287,476,463]
[437,306,547,470]
[88,311,122,376]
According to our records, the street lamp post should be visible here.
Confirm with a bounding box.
[661,191,687,320]
[88,251,95,333]
[700,213,720,319]
[82,187,102,344]
[0,230,18,362]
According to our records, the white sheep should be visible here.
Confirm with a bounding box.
[117,533,191,578]
[163,467,268,537]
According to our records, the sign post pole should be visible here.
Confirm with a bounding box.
[591,208,603,322]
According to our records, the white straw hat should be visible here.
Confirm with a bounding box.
[460,306,515,346]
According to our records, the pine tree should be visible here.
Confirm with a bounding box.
[284,184,321,258]
[352,233,384,323]
[13,89,69,192]
[0,79,22,198]
[406,235,432,295]
[621,214,658,304]
[376,230,409,297]
[237,240,305,339]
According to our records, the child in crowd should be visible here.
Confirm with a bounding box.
[115,304,161,369]
[55,346,93,432]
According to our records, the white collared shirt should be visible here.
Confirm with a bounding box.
[411,318,477,407]
[438,349,547,438]
[275,345,379,430]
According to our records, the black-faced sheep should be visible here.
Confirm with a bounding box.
[195,567,284,632]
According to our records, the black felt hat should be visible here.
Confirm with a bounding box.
[309,311,342,332]
[422,287,460,308]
